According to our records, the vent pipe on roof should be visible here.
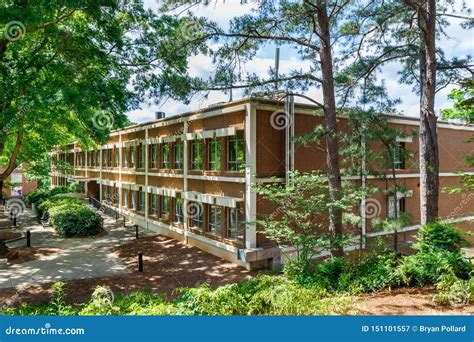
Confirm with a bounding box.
[155,111,166,120]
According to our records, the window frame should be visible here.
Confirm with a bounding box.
[208,138,222,171]
[174,141,184,170]
[191,140,203,171]
[227,131,244,172]
[207,205,222,236]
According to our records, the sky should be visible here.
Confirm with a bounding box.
[127,0,474,123]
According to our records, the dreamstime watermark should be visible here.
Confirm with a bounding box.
[186,201,203,219]
[448,282,471,307]
[92,111,115,131]
[91,285,115,306]
[4,198,26,218]
[3,21,26,41]
[448,192,474,218]
[5,323,85,336]
[363,198,381,219]
[270,109,292,130]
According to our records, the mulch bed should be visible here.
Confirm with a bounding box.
[0,235,257,307]
[7,247,63,265]
[0,231,22,241]
[356,286,474,315]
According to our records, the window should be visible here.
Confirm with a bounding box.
[208,205,222,236]
[11,173,22,183]
[228,131,244,172]
[123,189,128,208]
[209,138,221,171]
[393,142,405,170]
[174,142,183,169]
[161,196,170,220]
[175,198,184,223]
[130,147,136,168]
[150,144,158,169]
[150,194,158,217]
[108,149,113,167]
[115,148,119,167]
[131,191,137,210]
[388,196,406,219]
[190,202,203,229]
[138,191,145,213]
[228,205,245,242]
[138,144,145,169]
[123,148,129,167]
[191,140,203,170]
[162,144,170,169]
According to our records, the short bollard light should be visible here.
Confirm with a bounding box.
[135,224,139,239]
[13,216,17,227]
[26,230,31,247]
[138,252,143,272]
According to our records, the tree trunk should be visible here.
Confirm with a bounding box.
[316,0,344,256]
[418,0,439,224]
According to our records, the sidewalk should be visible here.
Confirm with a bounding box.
[0,207,155,289]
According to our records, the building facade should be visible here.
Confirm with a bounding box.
[2,165,37,198]
[51,98,474,269]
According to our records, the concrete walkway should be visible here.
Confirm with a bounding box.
[0,206,155,289]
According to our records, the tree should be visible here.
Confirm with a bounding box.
[441,78,474,123]
[160,0,367,256]
[0,1,196,193]
[254,171,352,273]
[335,0,473,224]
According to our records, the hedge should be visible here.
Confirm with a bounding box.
[36,195,81,219]
[49,204,102,238]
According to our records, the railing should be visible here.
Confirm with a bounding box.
[88,196,130,227]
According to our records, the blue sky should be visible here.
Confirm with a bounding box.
[127,0,474,123]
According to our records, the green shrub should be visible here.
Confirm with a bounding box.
[50,204,102,238]
[36,195,81,219]
[397,250,472,286]
[67,182,83,193]
[414,222,468,253]
[433,271,474,306]
[25,187,69,206]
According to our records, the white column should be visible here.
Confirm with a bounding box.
[99,147,103,202]
[183,121,189,244]
[118,133,123,208]
[245,102,257,249]
[145,128,149,226]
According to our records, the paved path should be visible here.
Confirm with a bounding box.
[0,206,155,289]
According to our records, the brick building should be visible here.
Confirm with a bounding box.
[1,165,37,198]
[50,98,474,269]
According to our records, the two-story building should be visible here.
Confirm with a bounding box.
[51,97,474,269]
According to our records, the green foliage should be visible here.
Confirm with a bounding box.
[397,250,471,287]
[441,79,474,123]
[36,195,81,219]
[1,276,357,316]
[67,182,83,193]
[285,241,399,293]
[24,187,68,206]
[253,171,355,269]
[414,222,468,253]
[372,212,413,231]
[433,271,474,306]
[50,204,101,238]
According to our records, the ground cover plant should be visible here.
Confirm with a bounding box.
[1,222,471,315]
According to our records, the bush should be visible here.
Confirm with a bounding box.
[25,186,69,206]
[50,204,102,238]
[433,271,473,306]
[414,222,468,253]
[36,195,81,219]
[284,241,399,294]
[67,182,83,193]
[397,249,472,286]
[1,277,357,316]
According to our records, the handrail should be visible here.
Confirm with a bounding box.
[87,195,129,226]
